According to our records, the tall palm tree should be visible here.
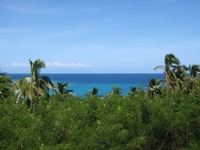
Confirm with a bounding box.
[154,53,180,91]
[54,82,73,95]
[16,59,54,103]
[146,78,163,99]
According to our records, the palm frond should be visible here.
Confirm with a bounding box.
[154,65,164,71]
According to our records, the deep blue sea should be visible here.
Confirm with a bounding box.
[9,73,165,97]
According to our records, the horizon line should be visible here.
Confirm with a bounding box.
[7,72,164,74]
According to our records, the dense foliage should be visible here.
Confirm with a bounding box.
[1,54,200,149]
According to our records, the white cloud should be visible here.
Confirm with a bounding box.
[4,63,29,67]
[46,62,93,68]
[4,62,93,68]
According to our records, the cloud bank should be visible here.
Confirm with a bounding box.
[46,62,93,67]
[4,63,29,67]
[4,62,93,68]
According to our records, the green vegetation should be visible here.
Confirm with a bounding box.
[15,59,54,104]
[1,54,200,149]
[85,87,100,97]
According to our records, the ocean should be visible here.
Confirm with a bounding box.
[9,73,165,97]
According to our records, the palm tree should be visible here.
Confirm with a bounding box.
[16,59,54,103]
[130,86,137,93]
[169,65,188,91]
[146,78,163,99]
[0,71,12,83]
[154,53,180,91]
[128,86,138,96]
[0,71,14,98]
[54,82,73,95]
[85,87,100,97]
[187,65,200,90]
[112,85,122,96]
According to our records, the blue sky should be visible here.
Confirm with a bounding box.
[0,0,200,73]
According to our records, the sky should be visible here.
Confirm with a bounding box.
[0,0,200,73]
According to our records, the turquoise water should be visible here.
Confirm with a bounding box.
[9,73,165,97]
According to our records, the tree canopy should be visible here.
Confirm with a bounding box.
[1,54,200,149]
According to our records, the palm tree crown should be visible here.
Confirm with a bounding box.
[16,59,53,101]
[164,53,180,67]
[154,53,181,91]
[188,65,200,79]
[187,64,200,89]
[146,78,163,99]
[85,87,100,97]
[54,82,73,95]
[0,71,14,98]
[112,85,122,95]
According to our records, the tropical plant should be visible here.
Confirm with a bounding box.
[130,86,137,93]
[146,78,163,99]
[128,86,138,97]
[15,59,54,103]
[112,85,122,95]
[0,71,14,98]
[85,87,100,97]
[154,53,180,91]
[0,71,12,83]
[54,82,73,95]
[2,66,200,149]
[170,65,188,91]
[187,64,200,89]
